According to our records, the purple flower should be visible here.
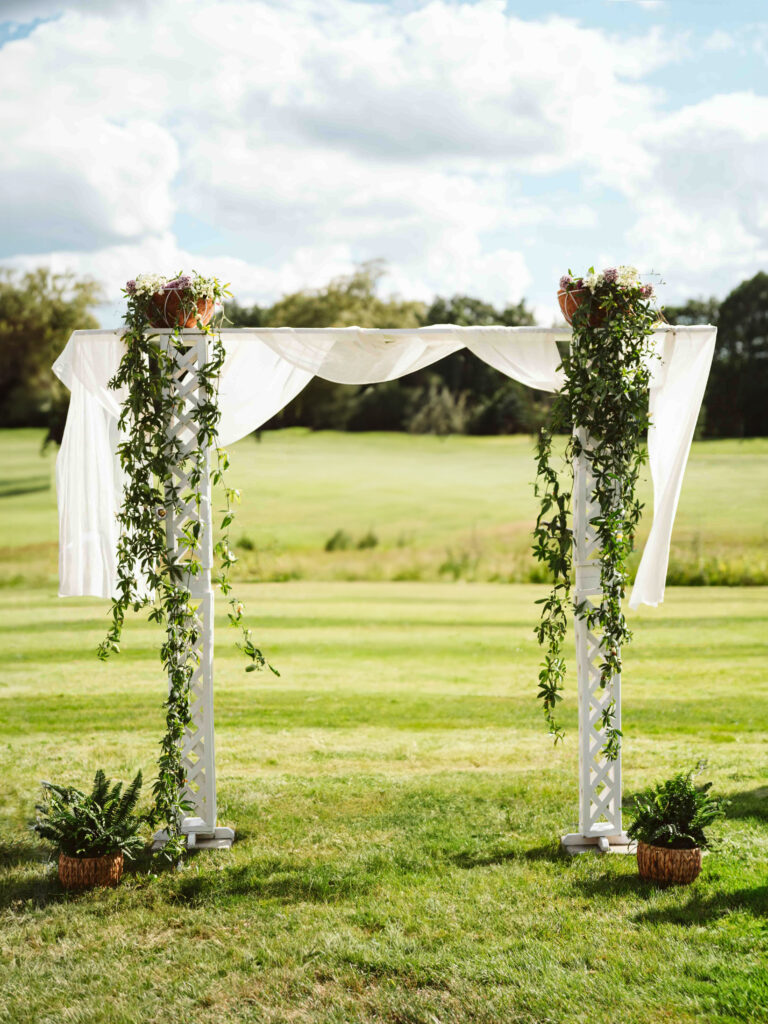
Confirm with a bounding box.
[602,267,618,284]
[125,279,136,294]
[163,275,193,292]
[640,283,654,299]
[559,274,572,290]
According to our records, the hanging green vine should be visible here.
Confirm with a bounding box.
[533,266,658,758]
[97,272,275,861]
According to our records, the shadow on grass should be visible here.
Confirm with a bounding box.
[0,838,61,910]
[174,856,379,907]
[572,874,650,899]
[634,885,768,926]
[524,843,567,863]
[449,841,565,869]
[0,476,50,499]
[0,837,48,871]
[450,846,517,869]
[725,787,768,823]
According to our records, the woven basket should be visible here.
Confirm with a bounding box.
[148,291,214,329]
[58,851,124,890]
[636,841,702,886]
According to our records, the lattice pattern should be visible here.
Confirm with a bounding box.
[163,336,217,834]
[572,429,622,836]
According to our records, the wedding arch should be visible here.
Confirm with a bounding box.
[53,322,716,852]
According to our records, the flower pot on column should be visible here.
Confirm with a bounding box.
[148,290,214,328]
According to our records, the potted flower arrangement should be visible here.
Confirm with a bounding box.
[125,272,228,328]
[627,762,726,885]
[33,769,144,889]
[558,265,655,325]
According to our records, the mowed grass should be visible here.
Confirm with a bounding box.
[0,429,767,1023]
[2,428,767,586]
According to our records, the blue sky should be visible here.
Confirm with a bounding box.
[1,0,766,323]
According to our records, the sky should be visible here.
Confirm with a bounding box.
[0,0,766,324]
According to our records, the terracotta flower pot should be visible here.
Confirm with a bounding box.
[58,851,124,890]
[557,287,606,327]
[636,841,702,886]
[148,290,214,328]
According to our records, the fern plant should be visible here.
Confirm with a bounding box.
[627,762,726,850]
[33,769,145,858]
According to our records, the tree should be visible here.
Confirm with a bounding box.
[227,262,426,430]
[422,293,540,433]
[0,268,102,429]
[226,265,544,434]
[704,272,768,437]
[663,297,720,327]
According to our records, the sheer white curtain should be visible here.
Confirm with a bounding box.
[52,325,716,607]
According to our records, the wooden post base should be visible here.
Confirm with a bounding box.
[561,832,636,855]
[152,818,235,852]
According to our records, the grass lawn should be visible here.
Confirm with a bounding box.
[2,428,767,586]
[1,429,767,1023]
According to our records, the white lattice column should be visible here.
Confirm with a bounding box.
[561,428,633,854]
[153,331,234,851]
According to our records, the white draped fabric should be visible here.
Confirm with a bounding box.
[52,324,716,608]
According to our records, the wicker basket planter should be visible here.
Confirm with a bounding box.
[557,287,607,327]
[148,291,214,329]
[58,851,124,890]
[636,841,702,886]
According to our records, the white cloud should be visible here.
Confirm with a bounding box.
[623,92,768,299]
[0,0,764,312]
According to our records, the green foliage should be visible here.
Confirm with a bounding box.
[33,769,144,858]
[261,260,426,330]
[706,271,768,437]
[663,296,720,327]
[346,380,412,432]
[627,762,726,849]
[98,277,274,861]
[424,294,535,328]
[226,264,541,435]
[533,277,657,754]
[407,378,469,435]
[0,268,101,431]
[356,529,378,550]
[325,528,352,551]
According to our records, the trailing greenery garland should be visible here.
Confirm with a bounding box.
[97,273,274,861]
[533,267,658,758]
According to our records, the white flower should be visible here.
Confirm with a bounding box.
[616,265,640,288]
[133,272,167,296]
[584,271,600,291]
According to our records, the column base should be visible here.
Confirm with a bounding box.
[561,832,636,855]
[152,818,235,852]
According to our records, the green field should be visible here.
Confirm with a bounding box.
[1,429,767,1023]
[3,428,768,587]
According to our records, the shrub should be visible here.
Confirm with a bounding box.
[357,530,378,549]
[408,380,469,435]
[325,529,352,552]
[33,769,145,859]
[346,381,411,432]
[627,762,726,850]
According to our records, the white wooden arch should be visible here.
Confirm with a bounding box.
[52,325,717,852]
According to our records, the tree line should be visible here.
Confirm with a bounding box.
[1,262,766,438]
